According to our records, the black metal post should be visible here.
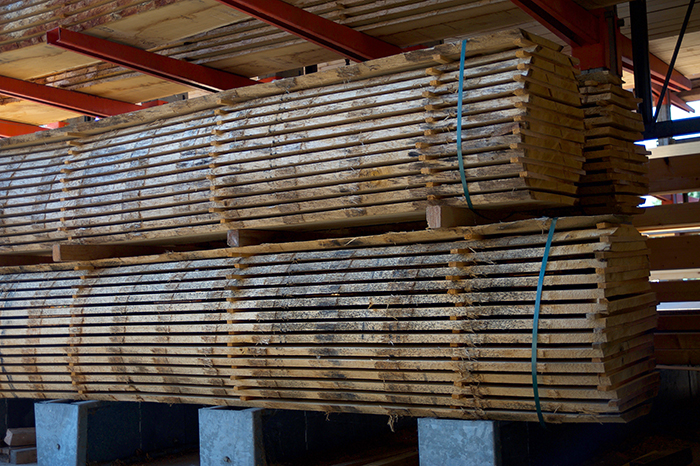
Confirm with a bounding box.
[629,0,653,132]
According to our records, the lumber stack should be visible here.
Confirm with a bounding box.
[0,140,69,254]
[0,0,250,125]
[208,30,584,228]
[226,216,657,423]
[0,250,238,405]
[0,29,590,253]
[58,109,224,247]
[0,216,658,423]
[578,74,649,215]
[417,35,584,211]
[0,0,246,55]
[647,234,700,368]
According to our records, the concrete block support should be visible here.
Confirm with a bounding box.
[199,407,265,466]
[418,418,501,466]
[35,400,92,466]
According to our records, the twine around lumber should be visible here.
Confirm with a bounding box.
[457,40,474,210]
[532,217,558,428]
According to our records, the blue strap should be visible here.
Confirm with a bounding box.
[532,217,557,427]
[457,40,473,210]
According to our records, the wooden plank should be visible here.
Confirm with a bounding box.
[649,153,700,194]
[648,141,700,159]
[652,280,700,302]
[634,203,700,233]
[51,243,170,262]
[3,428,35,447]
[0,254,52,266]
[648,236,700,271]
[657,311,700,331]
[9,446,37,465]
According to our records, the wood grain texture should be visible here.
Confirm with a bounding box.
[0,32,588,254]
[0,215,657,423]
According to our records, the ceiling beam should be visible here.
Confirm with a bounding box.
[47,28,257,93]
[212,0,403,62]
[0,74,142,118]
[0,119,47,138]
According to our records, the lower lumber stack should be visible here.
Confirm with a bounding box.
[0,216,657,423]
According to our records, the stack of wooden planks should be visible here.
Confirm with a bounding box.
[0,216,658,423]
[0,249,237,404]
[58,109,224,247]
[0,0,249,125]
[417,34,584,211]
[209,30,584,229]
[0,140,69,254]
[0,0,189,51]
[578,73,649,215]
[225,216,657,423]
[0,29,591,253]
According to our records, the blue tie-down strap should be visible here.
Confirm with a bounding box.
[532,217,558,427]
[457,39,473,210]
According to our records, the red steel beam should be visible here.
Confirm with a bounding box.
[47,28,257,93]
[509,0,599,46]
[0,119,47,138]
[0,74,142,118]
[510,0,692,93]
[212,0,403,62]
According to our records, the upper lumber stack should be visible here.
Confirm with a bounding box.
[417,34,584,211]
[0,0,181,52]
[0,29,589,254]
[208,30,585,229]
[0,216,658,423]
[58,109,223,247]
[578,73,649,215]
[0,140,69,253]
